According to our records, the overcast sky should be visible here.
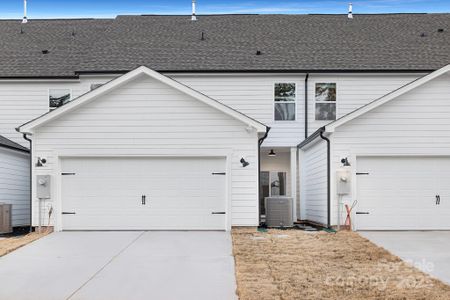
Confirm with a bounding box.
[1,0,450,19]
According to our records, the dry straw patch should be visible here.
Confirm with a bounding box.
[232,228,450,300]
[0,232,49,257]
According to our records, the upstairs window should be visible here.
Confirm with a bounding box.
[274,83,296,121]
[315,83,336,120]
[49,89,71,110]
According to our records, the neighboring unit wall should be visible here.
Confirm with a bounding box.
[306,74,421,136]
[299,139,328,225]
[330,74,450,225]
[0,148,30,227]
[30,74,259,228]
[0,76,113,147]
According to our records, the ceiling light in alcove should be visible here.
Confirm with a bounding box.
[268,149,276,157]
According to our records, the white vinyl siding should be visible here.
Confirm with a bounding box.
[172,75,305,147]
[0,73,423,148]
[307,74,421,136]
[331,74,450,227]
[0,148,30,226]
[31,74,259,228]
[300,139,328,225]
[0,76,113,147]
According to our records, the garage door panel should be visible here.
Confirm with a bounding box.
[61,157,226,230]
[356,156,450,230]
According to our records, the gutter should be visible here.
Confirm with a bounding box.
[0,143,29,154]
[319,130,331,229]
[297,126,331,229]
[22,133,33,233]
[304,73,309,139]
[258,126,271,225]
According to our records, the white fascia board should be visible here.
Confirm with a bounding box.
[324,64,450,133]
[18,66,267,133]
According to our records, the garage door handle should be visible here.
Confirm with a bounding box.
[355,212,369,215]
[62,212,76,215]
[142,195,146,205]
[211,212,226,215]
[436,195,441,205]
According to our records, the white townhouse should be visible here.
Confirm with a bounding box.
[0,13,449,231]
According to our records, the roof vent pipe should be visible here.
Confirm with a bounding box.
[22,0,28,23]
[348,2,353,19]
[191,0,197,21]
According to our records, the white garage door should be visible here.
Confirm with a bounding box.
[356,156,450,230]
[61,157,227,230]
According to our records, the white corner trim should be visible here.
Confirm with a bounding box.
[324,64,450,132]
[18,66,267,133]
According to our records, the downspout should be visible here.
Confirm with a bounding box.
[22,133,33,233]
[304,73,309,139]
[258,126,271,225]
[319,130,331,229]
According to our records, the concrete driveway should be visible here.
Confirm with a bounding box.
[360,231,450,285]
[0,231,238,300]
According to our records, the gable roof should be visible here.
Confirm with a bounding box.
[1,14,450,77]
[325,64,450,132]
[17,66,267,133]
[0,135,29,153]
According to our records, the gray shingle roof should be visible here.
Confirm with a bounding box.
[0,18,113,77]
[0,14,449,76]
[0,135,29,152]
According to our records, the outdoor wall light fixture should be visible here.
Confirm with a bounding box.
[268,149,276,157]
[341,157,351,167]
[240,158,250,167]
[36,157,47,167]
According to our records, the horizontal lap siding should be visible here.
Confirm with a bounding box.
[331,75,450,225]
[0,73,423,149]
[0,77,113,147]
[300,140,327,225]
[173,75,305,147]
[32,75,259,227]
[0,148,30,226]
[307,74,420,136]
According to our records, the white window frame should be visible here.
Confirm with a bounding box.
[273,82,297,121]
[48,88,72,111]
[314,82,337,121]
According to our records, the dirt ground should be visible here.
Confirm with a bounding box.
[0,232,49,257]
[232,228,450,300]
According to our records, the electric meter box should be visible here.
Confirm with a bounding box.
[36,175,51,199]
[336,166,351,195]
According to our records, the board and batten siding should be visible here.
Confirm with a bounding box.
[0,148,30,226]
[31,74,260,227]
[307,74,421,136]
[0,76,113,147]
[300,139,328,225]
[330,74,450,225]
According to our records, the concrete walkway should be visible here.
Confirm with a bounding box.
[360,231,450,285]
[0,231,238,300]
